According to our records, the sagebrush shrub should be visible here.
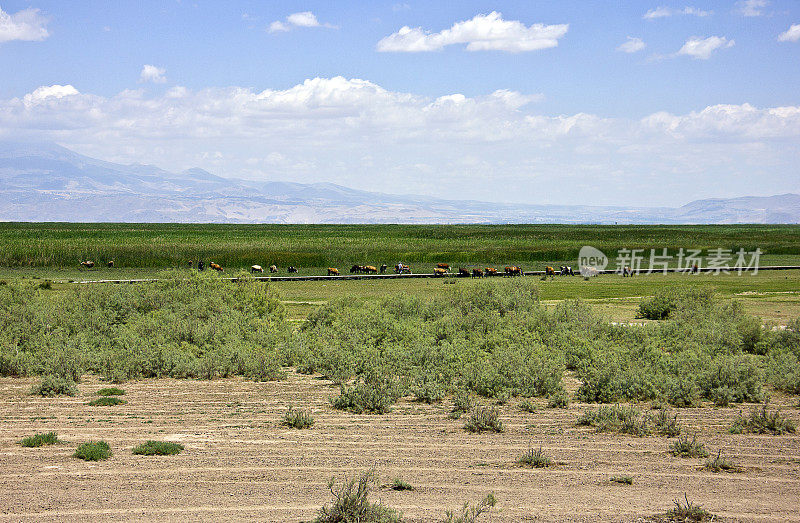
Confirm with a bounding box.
[314,470,402,523]
[517,446,551,468]
[464,406,504,433]
[331,376,400,414]
[283,407,315,429]
[31,375,77,397]
[670,434,708,458]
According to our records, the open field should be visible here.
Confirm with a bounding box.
[2,223,799,270]
[1,374,799,522]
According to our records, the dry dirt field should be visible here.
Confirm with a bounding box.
[1,373,799,522]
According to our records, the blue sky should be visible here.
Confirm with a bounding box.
[1,1,799,206]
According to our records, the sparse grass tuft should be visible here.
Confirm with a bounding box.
[704,450,740,473]
[20,432,60,447]
[87,397,126,406]
[313,470,402,523]
[669,434,708,458]
[653,408,682,437]
[283,407,315,429]
[464,406,504,433]
[74,441,111,461]
[389,478,414,491]
[517,446,551,468]
[610,475,633,485]
[729,404,796,435]
[132,440,184,456]
[31,375,77,397]
[96,387,125,396]
[442,493,497,523]
[664,493,713,521]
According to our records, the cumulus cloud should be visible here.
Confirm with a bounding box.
[0,6,49,43]
[678,36,734,59]
[22,84,79,106]
[617,37,645,53]
[139,64,166,83]
[377,11,568,53]
[268,11,335,33]
[643,6,712,19]
[737,0,768,17]
[778,23,800,42]
[2,78,799,205]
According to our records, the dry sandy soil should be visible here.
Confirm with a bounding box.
[1,373,799,522]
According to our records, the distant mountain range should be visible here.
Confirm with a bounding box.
[1,141,798,224]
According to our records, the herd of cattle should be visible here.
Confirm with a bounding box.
[78,260,590,278]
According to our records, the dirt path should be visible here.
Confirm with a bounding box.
[1,375,798,522]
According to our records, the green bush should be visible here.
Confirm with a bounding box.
[314,470,402,523]
[20,432,60,447]
[96,387,125,396]
[577,404,649,436]
[87,397,126,406]
[389,478,414,491]
[518,399,537,413]
[610,475,633,485]
[517,446,551,468]
[729,404,796,435]
[464,406,504,433]
[547,390,570,409]
[283,407,315,429]
[74,441,111,461]
[767,350,800,394]
[653,408,681,437]
[669,434,708,458]
[331,375,401,415]
[31,375,78,397]
[132,440,184,456]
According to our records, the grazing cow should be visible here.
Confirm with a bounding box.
[188,260,193,268]
[433,267,447,277]
[621,266,633,277]
[363,265,378,274]
[210,262,224,272]
[107,260,114,268]
[472,268,484,278]
[395,264,411,274]
[545,266,556,276]
[198,260,205,271]
[269,265,278,273]
[80,261,94,269]
[566,266,574,276]
[380,264,387,274]
[327,268,340,276]
[485,267,498,276]
[505,266,522,276]
[288,266,298,273]
[350,265,362,274]
[437,263,450,270]
[458,267,470,277]
[251,265,263,273]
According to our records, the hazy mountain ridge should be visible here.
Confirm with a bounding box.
[0,142,797,224]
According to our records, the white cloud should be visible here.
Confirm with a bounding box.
[139,64,167,83]
[3,79,799,206]
[643,6,712,19]
[778,23,800,42]
[0,6,49,43]
[737,0,768,17]
[617,37,645,53]
[678,36,734,59]
[268,11,335,33]
[22,84,79,106]
[377,11,568,53]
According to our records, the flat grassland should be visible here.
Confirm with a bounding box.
[2,374,798,522]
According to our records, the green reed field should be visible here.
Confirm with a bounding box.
[2,223,800,272]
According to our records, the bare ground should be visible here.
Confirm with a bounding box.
[1,374,799,522]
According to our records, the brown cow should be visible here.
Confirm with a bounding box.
[505,266,522,276]
[210,262,224,272]
[437,263,450,270]
[458,267,470,277]
[363,265,378,274]
[545,266,556,276]
[251,265,263,273]
[472,268,484,278]
[327,268,340,276]
[107,260,114,268]
[80,261,94,269]
[433,267,447,277]
[485,267,498,276]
